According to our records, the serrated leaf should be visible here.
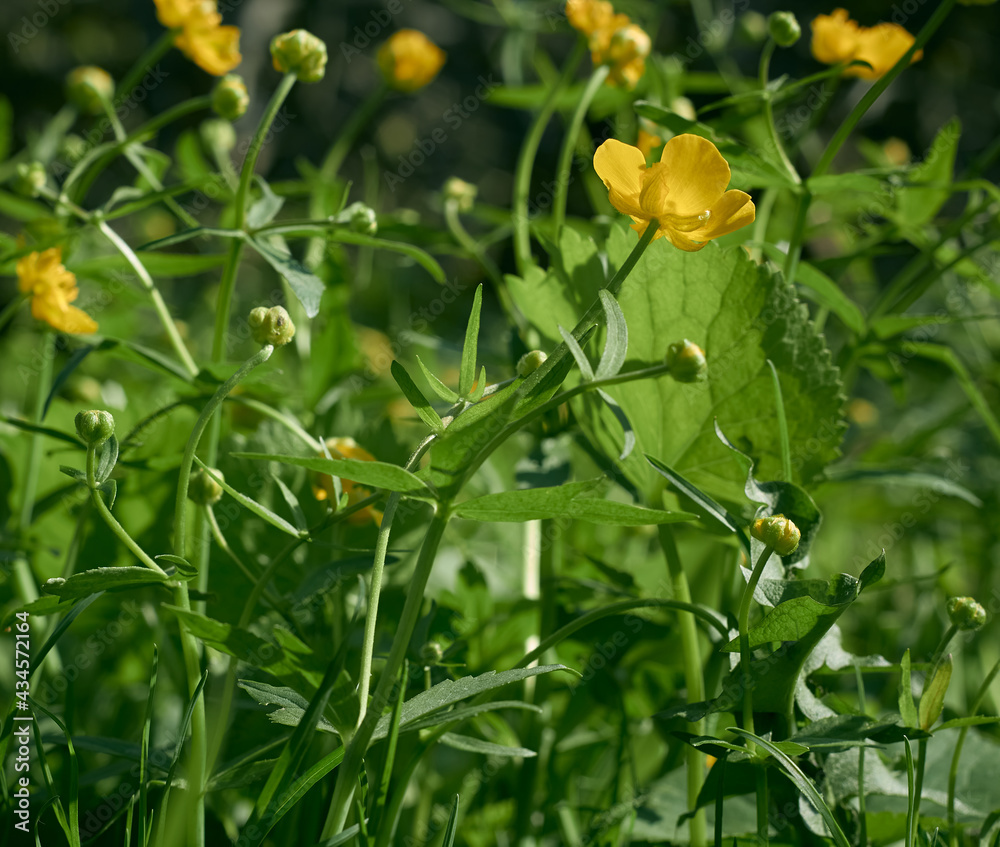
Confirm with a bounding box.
[391,360,444,433]
[248,237,324,318]
[239,681,337,734]
[233,452,433,498]
[577,225,846,503]
[459,285,483,396]
[42,567,169,599]
[439,733,536,758]
[595,290,628,379]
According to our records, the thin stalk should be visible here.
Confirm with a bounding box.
[759,39,801,187]
[0,293,25,334]
[96,219,199,377]
[856,665,868,847]
[948,657,1000,846]
[512,39,586,275]
[659,527,706,847]
[173,345,274,557]
[322,509,452,837]
[115,30,175,102]
[738,546,776,739]
[552,63,609,239]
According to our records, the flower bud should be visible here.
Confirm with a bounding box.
[443,177,477,212]
[60,134,88,164]
[66,66,114,115]
[189,467,225,505]
[211,74,249,120]
[14,162,47,198]
[517,350,548,377]
[377,30,446,92]
[665,339,707,383]
[737,11,768,44]
[420,641,444,666]
[200,118,236,152]
[75,409,115,446]
[946,596,987,631]
[248,305,296,346]
[750,514,801,556]
[343,201,378,236]
[270,29,328,83]
[768,11,801,47]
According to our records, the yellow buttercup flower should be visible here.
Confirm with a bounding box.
[593,135,755,252]
[154,0,241,76]
[565,0,649,89]
[312,437,383,526]
[377,30,446,92]
[16,248,98,334]
[810,9,921,80]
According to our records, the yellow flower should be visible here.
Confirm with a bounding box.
[312,437,382,525]
[565,0,649,89]
[593,135,755,252]
[16,248,97,334]
[810,9,921,80]
[636,128,662,159]
[377,30,446,92]
[154,0,241,76]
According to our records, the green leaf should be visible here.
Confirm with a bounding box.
[806,173,885,195]
[273,477,308,533]
[95,434,119,484]
[453,480,603,522]
[193,458,304,537]
[327,230,446,284]
[895,117,960,227]
[577,225,845,504]
[233,452,434,498]
[137,226,245,251]
[595,290,628,379]
[558,324,595,381]
[42,567,169,599]
[899,649,919,728]
[459,285,483,396]
[248,237,325,318]
[933,716,1000,733]
[919,655,953,731]
[442,795,460,847]
[439,734,535,758]
[239,681,336,733]
[391,361,444,434]
[246,176,285,229]
[416,355,460,402]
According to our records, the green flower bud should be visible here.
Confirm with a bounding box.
[750,514,801,556]
[14,162,47,198]
[420,641,444,666]
[736,11,768,44]
[66,66,114,115]
[946,596,987,631]
[189,467,225,505]
[211,74,249,121]
[768,11,802,47]
[249,305,296,347]
[270,29,328,83]
[200,118,236,153]
[443,177,477,212]
[60,134,88,164]
[665,339,707,383]
[75,409,115,446]
[340,201,377,236]
[517,350,547,377]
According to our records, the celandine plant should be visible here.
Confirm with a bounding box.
[1,0,999,845]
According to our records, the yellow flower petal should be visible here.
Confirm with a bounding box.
[848,23,922,79]
[810,8,858,65]
[688,189,756,243]
[176,23,242,76]
[377,30,446,92]
[593,139,647,218]
[655,134,732,216]
[32,300,98,334]
[154,0,216,30]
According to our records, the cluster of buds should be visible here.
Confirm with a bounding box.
[947,596,987,632]
[13,162,47,198]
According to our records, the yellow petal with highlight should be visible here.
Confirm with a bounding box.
[655,134,732,215]
[177,23,242,76]
[593,139,646,218]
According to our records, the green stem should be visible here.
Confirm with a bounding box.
[322,509,452,837]
[738,545,775,739]
[173,345,273,558]
[813,0,956,179]
[512,39,586,275]
[856,664,868,847]
[0,293,26,334]
[948,657,1000,846]
[782,188,811,286]
[115,30,175,102]
[552,63,609,239]
[659,527,706,847]
[95,219,199,377]
[759,39,801,187]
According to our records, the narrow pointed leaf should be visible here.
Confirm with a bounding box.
[459,285,483,396]
[558,324,594,381]
[233,452,433,498]
[595,290,628,379]
[416,355,460,402]
[193,458,303,537]
[391,360,444,433]
[918,655,953,730]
